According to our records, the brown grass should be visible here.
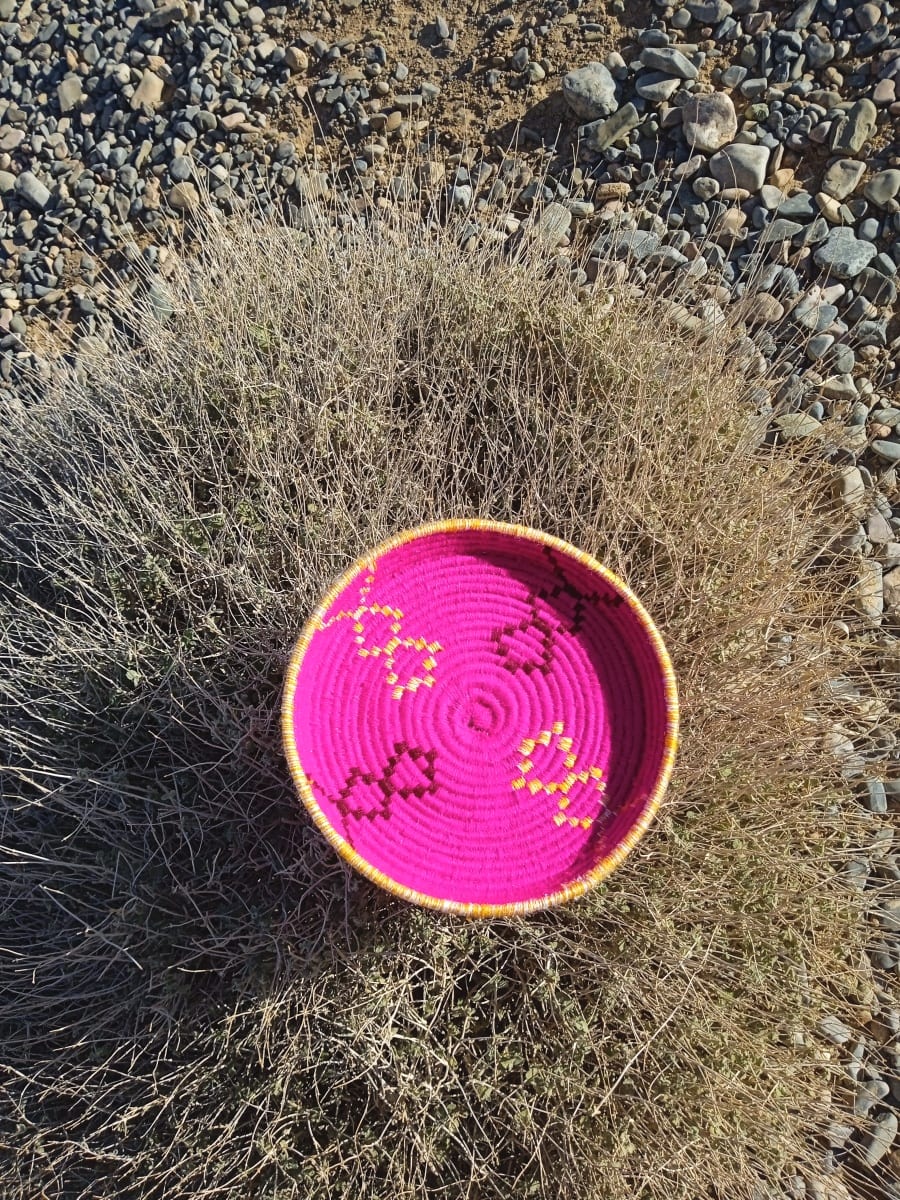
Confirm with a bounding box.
[0,180,891,1200]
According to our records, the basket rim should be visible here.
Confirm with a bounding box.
[281,518,679,918]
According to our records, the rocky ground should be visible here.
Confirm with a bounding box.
[1,0,899,1195]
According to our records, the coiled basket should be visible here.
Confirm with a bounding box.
[282,520,678,916]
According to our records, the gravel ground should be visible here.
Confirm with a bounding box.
[1,0,899,1194]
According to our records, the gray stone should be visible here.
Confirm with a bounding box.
[821,374,857,401]
[450,183,472,210]
[873,440,900,463]
[530,202,572,244]
[143,2,187,27]
[14,171,51,210]
[692,175,720,200]
[814,228,877,279]
[855,320,888,347]
[818,1014,853,1045]
[594,229,661,261]
[793,294,838,332]
[285,46,309,73]
[744,292,784,322]
[867,778,888,813]
[580,103,640,151]
[561,62,618,120]
[867,510,894,544]
[167,181,200,210]
[776,192,816,220]
[146,278,174,323]
[825,1122,854,1149]
[805,34,835,69]
[759,218,803,245]
[0,128,24,152]
[856,1078,890,1117]
[56,75,83,114]
[863,1111,897,1166]
[681,93,738,154]
[844,858,869,890]
[857,559,884,622]
[856,2,882,30]
[760,184,786,210]
[880,897,900,931]
[169,156,193,183]
[840,463,868,511]
[830,99,878,156]
[686,0,732,19]
[821,159,865,201]
[775,412,822,439]
[807,333,835,360]
[721,65,747,87]
[858,268,897,305]
[0,170,16,194]
[864,169,900,209]
[640,46,699,80]
[635,72,681,102]
[709,143,770,192]
[131,69,165,111]
[645,246,689,270]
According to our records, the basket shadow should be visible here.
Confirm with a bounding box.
[1,628,407,1066]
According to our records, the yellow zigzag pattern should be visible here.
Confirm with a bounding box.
[512,722,605,829]
[317,573,442,700]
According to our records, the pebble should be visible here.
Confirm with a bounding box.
[759,218,803,246]
[168,181,200,210]
[867,510,895,544]
[561,62,618,120]
[865,170,900,210]
[14,171,51,210]
[635,73,681,102]
[825,1122,854,1149]
[530,202,572,244]
[881,898,900,932]
[857,559,884,622]
[775,412,822,439]
[837,465,865,508]
[686,0,732,19]
[144,1,187,28]
[856,3,882,31]
[814,228,877,278]
[594,229,661,261]
[56,75,84,115]
[793,294,838,331]
[872,440,900,463]
[885,568,900,614]
[581,103,640,151]
[640,46,699,81]
[830,99,878,155]
[681,93,738,154]
[709,143,770,192]
[855,1077,890,1116]
[132,69,165,112]
[820,160,866,201]
[863,1111,898,1166]
[745,292,785,322]
[819,1014,854,1045]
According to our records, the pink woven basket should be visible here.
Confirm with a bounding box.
[282,520,678,916]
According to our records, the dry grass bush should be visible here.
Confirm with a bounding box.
[0,184,889,1200]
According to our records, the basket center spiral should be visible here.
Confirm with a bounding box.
[285,526,673,908]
